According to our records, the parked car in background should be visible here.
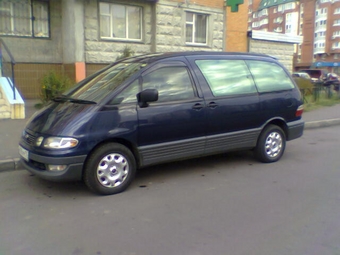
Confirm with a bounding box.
[292,72,311,80]
[324,73,340,91]
[292,72,313,93]
[299,69,327,83]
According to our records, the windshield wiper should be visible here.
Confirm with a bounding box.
[52,96,97,104]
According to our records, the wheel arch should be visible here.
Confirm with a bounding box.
[83,138,141,176]
[260,118,288,140]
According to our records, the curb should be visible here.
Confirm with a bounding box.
[304,118,340,129]
[0,158,22,173]
[1,119,340,173]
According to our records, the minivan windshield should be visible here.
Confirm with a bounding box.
[63,61,147,103]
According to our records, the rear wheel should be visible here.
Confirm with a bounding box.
[84,143,136,195]
[255,125,286,163]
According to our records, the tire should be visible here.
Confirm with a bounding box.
[83,143,136,195]
[255,125,286,163]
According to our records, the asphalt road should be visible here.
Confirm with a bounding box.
[1,126,340,255]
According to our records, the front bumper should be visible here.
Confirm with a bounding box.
[19,149,87,181]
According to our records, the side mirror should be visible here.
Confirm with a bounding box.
[137,89,158,108]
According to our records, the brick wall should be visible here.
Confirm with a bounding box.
[86,64,109,77]
[14,64,63,99]
[225,0,249,52]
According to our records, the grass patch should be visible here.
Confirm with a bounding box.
[302,89,340,112]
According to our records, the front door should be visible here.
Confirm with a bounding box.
[137,61,207,166]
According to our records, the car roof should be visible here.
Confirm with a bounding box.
[116,51,277,65]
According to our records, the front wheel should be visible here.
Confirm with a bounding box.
[83,143,136,195]
[255,125,286,163]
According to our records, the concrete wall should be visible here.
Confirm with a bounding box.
[155,1,224,52]
[84,0,224,63]
[249,39,295,72]
[84,0,154,63]
[1,1,63,63]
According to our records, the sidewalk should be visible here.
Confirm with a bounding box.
[1,100,340,172]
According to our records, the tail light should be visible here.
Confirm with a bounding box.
[296,105,304,117]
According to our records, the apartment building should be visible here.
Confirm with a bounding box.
[249,0,340,73]
[0,0,225,99]
[297,0,340,74]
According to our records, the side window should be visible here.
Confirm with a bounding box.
[109,79,139,105]
[142,67,195,102]
[246,60,295,93]
[195,60,257,97]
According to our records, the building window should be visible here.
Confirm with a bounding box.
[333,31,340,38]
[258,9,268,17]
[334,19,340,26]
[333,42,340,49]
[99,2,142,40]
[0,0,49,38]
[252,22,260,28]
[260,18,268,26]
[274,26,282,32]
[274,17,283,23]
[186,12,208,45]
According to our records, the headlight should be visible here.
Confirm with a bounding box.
[43,137,79,149]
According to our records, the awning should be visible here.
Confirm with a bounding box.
[311,62,340,67]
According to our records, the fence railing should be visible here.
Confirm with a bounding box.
[0,38,16,100]
[300,82,339,103]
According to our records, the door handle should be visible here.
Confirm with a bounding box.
[208,102,218,108]
[192,103,204,110]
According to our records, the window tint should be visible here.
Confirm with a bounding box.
[142,67,195,102]
[109,79,139,105]
[195,60,257,97]
[65,61,147,103]
[246,60,295,92]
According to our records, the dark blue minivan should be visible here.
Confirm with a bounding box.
[19,52,304,195]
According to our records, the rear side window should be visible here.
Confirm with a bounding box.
[195,60,257,97]
[246,60,295,93]
[142,67,196,102]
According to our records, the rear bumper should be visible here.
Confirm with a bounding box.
[20,151,86,182]
[286,119,304,141]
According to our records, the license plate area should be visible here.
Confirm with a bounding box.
[19,146,29,161]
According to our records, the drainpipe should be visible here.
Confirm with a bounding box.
[0,45,2,77]
[151,2,157,53]
[223,3,227,51]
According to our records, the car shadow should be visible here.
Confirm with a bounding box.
[20,150,256,197]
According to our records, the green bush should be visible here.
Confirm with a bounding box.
[40,71,71,105]
[116,46,135,61]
